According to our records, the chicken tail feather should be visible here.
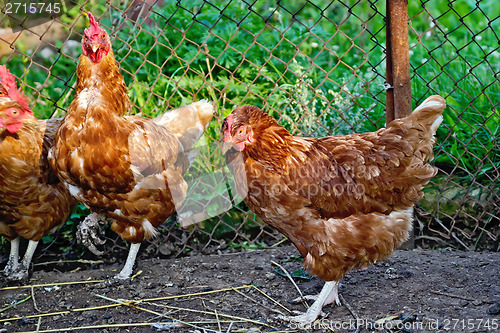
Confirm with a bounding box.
[407,95,446,135]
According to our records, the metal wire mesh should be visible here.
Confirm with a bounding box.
[0,0,498,262]
[407,0,499,251]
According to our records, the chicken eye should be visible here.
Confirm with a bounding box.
[11,109,19,116]
[102,33,106,39]
[0,91,4,96]
[238,128,244,135]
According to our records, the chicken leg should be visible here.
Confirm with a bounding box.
[4,239,39,281]
[3,237,20,276]
[77,213,144,282]
[96,242,141,286]
[115,242,141,280]
[77,212,141,282]
[279,281,341,325]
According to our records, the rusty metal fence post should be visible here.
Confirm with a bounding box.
[386,0,412,123]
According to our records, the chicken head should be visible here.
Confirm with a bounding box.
[0,65,34,133]
[221,113,255,153]
[82,12,111,63]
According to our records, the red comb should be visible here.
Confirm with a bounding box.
[84,12,105,38]
[87,12,99,30]
[0,64,17,91]
[0,65,32,114]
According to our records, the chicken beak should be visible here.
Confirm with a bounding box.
[221,116,234,154]
[221,141,233,155]
[91,42,100,53]
[221,130,235,155]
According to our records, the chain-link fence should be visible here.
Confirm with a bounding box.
[407,1,499,251]
[0,0,498,264]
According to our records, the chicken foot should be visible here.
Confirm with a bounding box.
[76,212,108,256]
[4,238,39,282]
[278,281,340,325]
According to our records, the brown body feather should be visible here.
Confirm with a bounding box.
[52,48,209,244]
[0,118,75,241]
[224,96,445,281]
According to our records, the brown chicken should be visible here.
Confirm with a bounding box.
[221,95,446,324]
[0,65,75,282]
[50,13,214,281]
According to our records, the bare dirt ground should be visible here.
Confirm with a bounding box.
[1,245,499,333]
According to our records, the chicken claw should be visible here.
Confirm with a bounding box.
[5,265,30,283]
[77,212,108,256]
[278,281,340,325]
